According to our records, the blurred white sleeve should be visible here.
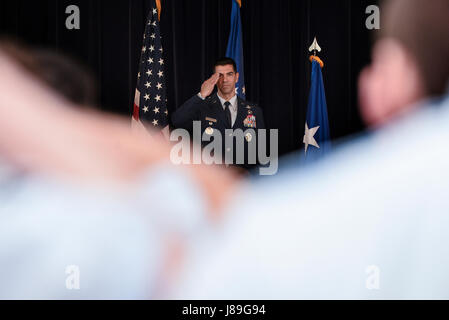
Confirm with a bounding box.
[0,164,209,299]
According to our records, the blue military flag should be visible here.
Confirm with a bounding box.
[303,57,331,160]
[225,0,246,99]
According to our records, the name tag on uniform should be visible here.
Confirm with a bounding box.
[205,117,217,123]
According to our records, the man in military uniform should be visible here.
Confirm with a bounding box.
[172,57,265,170]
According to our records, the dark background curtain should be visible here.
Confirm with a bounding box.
[0,0,378,157]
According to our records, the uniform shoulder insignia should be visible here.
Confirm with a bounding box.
[205,95,216,103]
[211,95,219,103]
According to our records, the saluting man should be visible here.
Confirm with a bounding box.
[172,57,265,170]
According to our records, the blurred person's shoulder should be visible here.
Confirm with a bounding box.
[250,91,449,192]
[0,160,25,189]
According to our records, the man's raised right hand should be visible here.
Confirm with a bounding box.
[200,73,220,99]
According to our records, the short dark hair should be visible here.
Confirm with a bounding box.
[381,0,449,96]
[0,39,97,106]
[32,49,97,106]
[214,57,237,73]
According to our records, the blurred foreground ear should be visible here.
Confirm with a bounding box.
[358,39,425,127]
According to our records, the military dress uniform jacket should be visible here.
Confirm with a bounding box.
[171,93,266,170]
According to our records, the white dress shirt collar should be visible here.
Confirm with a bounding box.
[217,93,238,111]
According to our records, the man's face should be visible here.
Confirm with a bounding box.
[215,64,239,96]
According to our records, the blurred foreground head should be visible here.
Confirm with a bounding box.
[0,39,97,106]
[359,0,449,126]
[0,46,237,214]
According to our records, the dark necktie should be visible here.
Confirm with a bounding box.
[224,101,232,127]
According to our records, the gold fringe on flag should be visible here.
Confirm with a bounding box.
[236,0,242,8]
[309,55,324,68]
[156,0,162,21]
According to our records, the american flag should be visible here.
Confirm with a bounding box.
[132,0,169,136]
